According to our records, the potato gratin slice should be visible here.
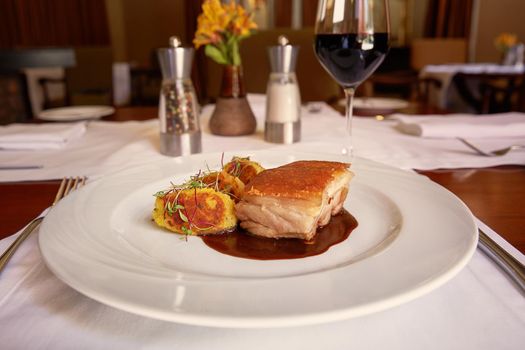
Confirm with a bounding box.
[153,188,237,236]
[152,156,264,236]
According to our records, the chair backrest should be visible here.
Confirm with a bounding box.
[0,48,75,122]
[410,38,468,71]
[205,28,341,102]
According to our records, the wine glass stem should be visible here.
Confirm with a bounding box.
[343,87,355,158]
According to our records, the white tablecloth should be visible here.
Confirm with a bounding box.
[0,101,524,183]
[1,98,524,349]
[0,217,523,350]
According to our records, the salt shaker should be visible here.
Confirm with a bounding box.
[265,36,301,144]
[157,36,201,156]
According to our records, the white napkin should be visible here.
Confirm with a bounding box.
[1,109,525,183]
[393,112,525,138]
[0,122,86,150]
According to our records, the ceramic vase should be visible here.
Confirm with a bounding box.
[209,65,256,136]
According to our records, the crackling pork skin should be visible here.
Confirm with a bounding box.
[235,160,353,240]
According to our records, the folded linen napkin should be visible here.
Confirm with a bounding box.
[0,122,87,150]
[393,112,525,138]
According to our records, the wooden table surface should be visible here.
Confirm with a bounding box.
[1,106,524,254]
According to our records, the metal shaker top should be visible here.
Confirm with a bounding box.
[157,36,194,79]
[268,36,299,73]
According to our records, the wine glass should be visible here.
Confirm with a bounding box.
[314,0,390,157]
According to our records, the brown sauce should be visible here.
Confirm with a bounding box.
[201,210,358,260]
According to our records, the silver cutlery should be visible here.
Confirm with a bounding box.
[0,165,43,170]
[0,176,86,273]
[478,229,525,294]
[458,138,525,157]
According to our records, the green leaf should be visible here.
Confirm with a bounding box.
[181,226,193,236]
[165,200,173,214]
[231,39,241,66]
[205,45,229,65]
[226,34,236,47]
[218,41,233,65]
[179,210,189,223]
[188,180,205,189]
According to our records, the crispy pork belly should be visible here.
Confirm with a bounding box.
[235,161,353,240]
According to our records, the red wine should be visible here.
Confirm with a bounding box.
[315,33,389,88]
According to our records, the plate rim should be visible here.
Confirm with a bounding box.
[37,105,115,121]
[38,151,478,328]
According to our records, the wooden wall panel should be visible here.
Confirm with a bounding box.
[0,0,110,48]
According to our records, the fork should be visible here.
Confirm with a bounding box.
[478,229,525,294]
[0,177,86,273]
[458,138,525,157]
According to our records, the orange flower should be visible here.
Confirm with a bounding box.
[231,3,257,37]
[193,0,257,65]
[495,33,518,52]
[202,0,231,32]
[193,0,231,49]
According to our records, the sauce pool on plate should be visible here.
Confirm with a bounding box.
[201,210,358,260]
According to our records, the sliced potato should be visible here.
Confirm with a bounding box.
[223,156,264,185]
[152,188,237,235]
[201,171,245,201]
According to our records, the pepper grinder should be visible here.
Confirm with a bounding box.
[157,36,201,156]
[265,36,301,144]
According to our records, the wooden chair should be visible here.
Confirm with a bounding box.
[363,39,467,104]
[362,46,416,99]
[410,38,468,71]
[38,76,68,110]
[0,48,75,123]
[454,73,525,114]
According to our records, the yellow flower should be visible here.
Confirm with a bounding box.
[193,0,231,49]
[495,33,518,52]
[194,15,223,48]
[193,0,257,65]
[231,3,257,37]
[202,0,231,31]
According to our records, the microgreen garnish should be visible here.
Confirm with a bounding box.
[233,161,241,177]
[165,200,174,216]
[153,155,253,238]
[178,210,189,223]
[181,225,193,236]
[153,190,167,198]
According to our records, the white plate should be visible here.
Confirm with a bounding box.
[39,151,478,328]
[38,106,115,121]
